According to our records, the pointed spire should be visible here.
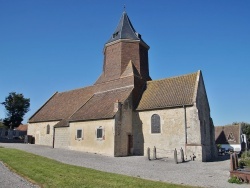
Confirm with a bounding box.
[106,11,142,44]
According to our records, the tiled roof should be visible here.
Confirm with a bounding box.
[29,76,136,123]
[15,124,28,131]
[136,72,198,110]
[29,86,95,123]
[215,124,241,144]
[70,86,133,121]
[54,119,69,128]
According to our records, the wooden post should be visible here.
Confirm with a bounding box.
[234,153,238,169]
[180,148,184,162]
[147,147,150,160]
[153,146,156,160]
[230,153,235,171]
[174,148,178,164]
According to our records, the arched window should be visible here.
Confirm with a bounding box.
[46,124,50,134]
[151,114,161,133]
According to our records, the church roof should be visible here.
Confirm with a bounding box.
[29,86,94,123]
[137,72,199,110]
[70,86,133,121]
[106,11,142,44]
[29,76,135,123]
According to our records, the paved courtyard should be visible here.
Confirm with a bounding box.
[0,143,248,188]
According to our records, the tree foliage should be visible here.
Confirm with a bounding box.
[0,119,5,128]
[1,92,30,129]
[241,122,250,142]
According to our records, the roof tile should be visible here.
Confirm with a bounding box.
[70,87,133,121]
[137,72,198,110]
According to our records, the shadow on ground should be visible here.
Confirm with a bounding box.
[0,138,24,143]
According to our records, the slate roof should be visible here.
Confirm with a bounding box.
[137,72,199,110]
[106,11,140,44]
[215,124,241,145]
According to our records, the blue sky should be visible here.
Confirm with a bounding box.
[0,0,249,126]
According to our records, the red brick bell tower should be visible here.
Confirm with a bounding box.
[95,11,151,85]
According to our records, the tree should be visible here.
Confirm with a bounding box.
[1,92,30,129]
[0,119,4,127]
[241,122,250,142]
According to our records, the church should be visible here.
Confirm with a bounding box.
[28,11,217,162]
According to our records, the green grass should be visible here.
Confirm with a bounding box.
[0,148,192,188]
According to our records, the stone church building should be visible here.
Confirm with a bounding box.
[28,12,217,161]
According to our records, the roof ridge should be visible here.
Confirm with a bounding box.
[94,85,133,95]
[68,94,95,119]
[57,85,94,94]
[124,12,139,39]
[147,71,199,83]
[94,75,134,86]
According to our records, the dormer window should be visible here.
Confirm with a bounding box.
[135,32,141,39]
[228,132,235,142]
[112,31,119,38]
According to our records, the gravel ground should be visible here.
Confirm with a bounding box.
[0,161,39,188]
[0,143,248,188]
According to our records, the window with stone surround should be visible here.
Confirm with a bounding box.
[96,126,105,140]
[151,114,161,134]
[46,124,50,134]
[76,129,83,140]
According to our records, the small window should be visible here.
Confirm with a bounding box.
[151,114,161,134]
[76,129,83,139]
[96,127,104,139]
[97,128,103,138]
[47,124,50,134]
[112,31,119,38]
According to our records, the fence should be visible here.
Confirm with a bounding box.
[147,146,186,164]
[0,128,27,139]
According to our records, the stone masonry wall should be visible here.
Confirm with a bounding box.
[114,94,133,156]
[138,108,186,159]
[27,121,59,146]
[136,106,207,161]
[194,73,217,161]
[69,119,115,156]
[54,127,70,149]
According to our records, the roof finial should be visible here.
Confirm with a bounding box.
[123,4,126,12]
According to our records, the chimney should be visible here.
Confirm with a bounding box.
[114,100,121,112]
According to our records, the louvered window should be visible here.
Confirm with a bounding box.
[97,128,103,139]
[151,114,161,134]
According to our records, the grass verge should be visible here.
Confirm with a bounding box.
[0,148,192,188]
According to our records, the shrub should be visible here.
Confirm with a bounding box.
[228,176,242,184]
[241,151,250,159]
[240,151,250,167]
